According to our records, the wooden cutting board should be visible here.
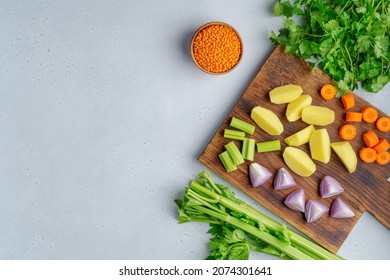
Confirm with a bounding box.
[199,45,390,254]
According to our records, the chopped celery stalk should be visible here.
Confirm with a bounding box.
[242,138,256,161]
[224,129,245,140]
[219,151,237,172]
[230,117,255,135]
[225,141,245,166]
[257,140,281,153]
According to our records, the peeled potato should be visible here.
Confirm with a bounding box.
[283,147,316,177]
[251,106,284,136]
[284,125,315,147]
[310,129,331,164]
[269,84,303,104]
[301,105,335,126]
[331,141,357,173]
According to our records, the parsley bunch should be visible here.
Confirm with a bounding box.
[270,0,390,94]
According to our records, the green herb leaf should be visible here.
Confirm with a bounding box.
[274,0,303,17]
[324,20,339,31]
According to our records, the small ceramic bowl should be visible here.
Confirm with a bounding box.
[190,21,243,75]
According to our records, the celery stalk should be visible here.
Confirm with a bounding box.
[218,151,237,172]
[225,141,245,166]
[230,117,255,135]
[257,140,281,153]
[224,129,245,140]
[196,204,313,260]
[242,138,256,161]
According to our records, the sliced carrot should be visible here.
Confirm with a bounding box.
[339,124,356,140]
[359,147,377,163]
[320,84,336,100]
[376,117,390,132]
[376,151,390,165]
[345,112,362,122]
[362,131,379,148]
[373,138,390,153]
[361,106,378,123]
[341,93,355,110]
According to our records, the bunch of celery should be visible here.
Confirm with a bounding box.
[175,171,343,260]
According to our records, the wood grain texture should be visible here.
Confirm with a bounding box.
[199,45,390,254]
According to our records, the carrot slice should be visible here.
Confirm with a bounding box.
[345,112,362,122]
[376,117,390,132]
[362,131,379,148]
[361,107,378,123]
[373,138,390,153]
[320,84,336,100]
[359,147,377,163]
[376,151,390,165]
[339,124,356,140]
[341,93,355,110]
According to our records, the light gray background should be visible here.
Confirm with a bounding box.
[0,0,389,259]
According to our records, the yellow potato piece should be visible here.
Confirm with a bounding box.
[310,128,331,164]
[283,147,316,177]
[269,84,303,104]
[285,94,312,122]
[331,141,357,173]
[301,105,335,126]
[284,125,315,147]
[251,106,284,136]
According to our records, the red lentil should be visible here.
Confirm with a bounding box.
[192,24,242,74]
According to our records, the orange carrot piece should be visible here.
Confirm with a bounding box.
[373,138,390,153]
[362,131,379,148]
[320,84,336,100]
[345,112,362,122]
[339,124,356,140]
[361,107,378,123]
[359,147,377,163]
[376,117,390,132]
[376,151,390,165]
[341,93,355,110]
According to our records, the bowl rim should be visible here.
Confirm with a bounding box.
[190,21,243,75]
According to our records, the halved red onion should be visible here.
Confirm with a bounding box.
[319,176,344,198]
[284,189,305,212]
[274,167,297,190]
[305,200,329,223]
[249,162,272,187]
[330,198,355,218]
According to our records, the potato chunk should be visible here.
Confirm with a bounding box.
[269,84,303,104]
[301,105,335,126]
[331,141,357,173]
[251,106,284,136]
[310,129,331,164]
[284,125,315,147]
[283,147,316,177]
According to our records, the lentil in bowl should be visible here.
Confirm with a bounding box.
[191,22,243,74]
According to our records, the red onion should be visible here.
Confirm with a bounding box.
[249,162,272,187]
[284,189,305,212]
[319,176,344,198]
[274,167,297,190]
[305,200,329,223]
[330,198,355,218]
